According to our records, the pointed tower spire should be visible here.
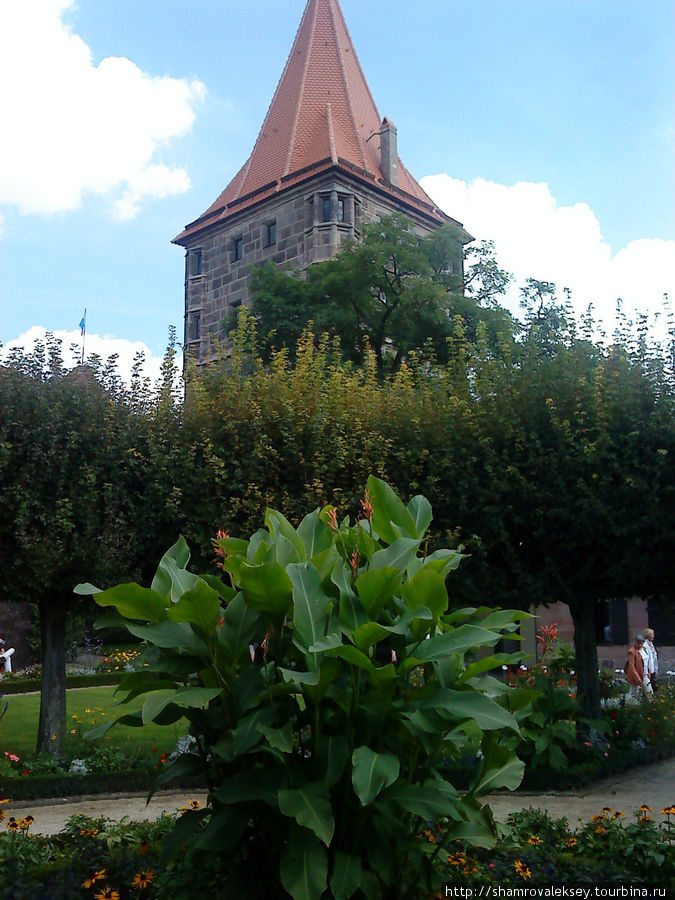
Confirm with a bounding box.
[175,0,449,242]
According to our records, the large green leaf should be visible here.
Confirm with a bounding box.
[166,580,221,635]
[265,508,306,560]
[217,592,260,665]
[288,562,332,650]
[297,509,333,559]
[385,778,462,820]
[352,621,390,653]
[280,829,328,900]
[126,619,210,662]
[403,567,448,618]
[141,686,221,724]
[258,721,294,753]
[407,494,433,537]
[471,742,524,796]
[321,735,349,788]
[355,567,400,619]
[418,688,520,733]
[330,852,362,900]
[456,652,524,684]
[160,555,201,602]
[239,560,292,617]
[366,475,418,543]
[369,538,420,572]
[412,624,502,662]
[278,783,334,846]
[351,746,399,806]
[213,768,284,807]
[150,536,191,596]
[92,584,167,623]
[198,574,236,603]
[214,708,274,761]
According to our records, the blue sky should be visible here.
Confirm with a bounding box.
[1,0,673,376]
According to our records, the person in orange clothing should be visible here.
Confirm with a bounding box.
[624,634,653,702]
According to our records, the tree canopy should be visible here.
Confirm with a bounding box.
[247,214,515,373]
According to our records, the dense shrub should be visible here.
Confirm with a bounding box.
[80,479,531,900]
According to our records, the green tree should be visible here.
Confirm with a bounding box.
[249,214,516,373]
[0,334,185,753]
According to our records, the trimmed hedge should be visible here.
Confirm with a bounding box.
[520,746,673,791]
[3,769,206,800]
[0,671,125,695]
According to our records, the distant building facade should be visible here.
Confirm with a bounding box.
[173,0,465,362]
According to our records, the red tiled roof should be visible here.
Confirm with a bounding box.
[174,0,449,244]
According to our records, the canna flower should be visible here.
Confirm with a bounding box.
[360,489,374,522]
[326,507,339,533]
[350,548,360,578]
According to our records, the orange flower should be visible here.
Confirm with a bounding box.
[94,888,120,900]
[360,489,374,522]
[350,548,360,578]
[82,870,106,889]
[132,870,155,890]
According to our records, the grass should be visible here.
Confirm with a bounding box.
[0,685,187,758]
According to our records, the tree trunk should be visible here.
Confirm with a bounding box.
[37,600,67,755]
[569,599,601,719]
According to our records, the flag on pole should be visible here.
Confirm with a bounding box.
[79,310,86,336]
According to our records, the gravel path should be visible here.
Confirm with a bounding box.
[6,758,673,836]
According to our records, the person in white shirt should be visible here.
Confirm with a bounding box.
[642,628,659,693]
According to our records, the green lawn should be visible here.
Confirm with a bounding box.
[0,686,187,758]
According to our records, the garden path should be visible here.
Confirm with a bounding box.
[8,758,673,837]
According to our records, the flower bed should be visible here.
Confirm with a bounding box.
[0,803,672,899]
[0,672,125,695]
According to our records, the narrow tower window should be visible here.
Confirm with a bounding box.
[234,236,244,261]
[188,249,202,277]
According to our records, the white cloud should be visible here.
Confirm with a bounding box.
[1,327,166,384]
[0,0,205,222]
[422,175,675,335]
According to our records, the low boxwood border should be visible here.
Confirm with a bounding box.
[4,769,206,801]
[520,746,673,790]
[0,672,125,694]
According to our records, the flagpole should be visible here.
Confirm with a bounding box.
[81,309,87,366]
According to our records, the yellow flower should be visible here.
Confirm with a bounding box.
[528,835,543,845]
[7,818,19,832]
[189,799,201,810]
[612,811,624,819]
[514,860,531,880]
[594,825,606,834]
[639,804,653,812]
[0,799,10,805]
[82,869,106,889]
[94,888,120,900]
[132,870,155,890]
[661,805,675,815]
[565,837,577,848]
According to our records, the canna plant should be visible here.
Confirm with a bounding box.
[77,477,529,900]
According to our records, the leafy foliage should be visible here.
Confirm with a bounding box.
[81,479,529,899]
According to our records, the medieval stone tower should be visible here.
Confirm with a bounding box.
[174,0,463,361]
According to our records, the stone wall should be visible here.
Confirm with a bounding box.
[182,171,444,363]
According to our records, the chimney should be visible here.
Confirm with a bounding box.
[380,117,398,187]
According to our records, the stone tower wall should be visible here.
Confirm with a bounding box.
[182,172,443,362]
